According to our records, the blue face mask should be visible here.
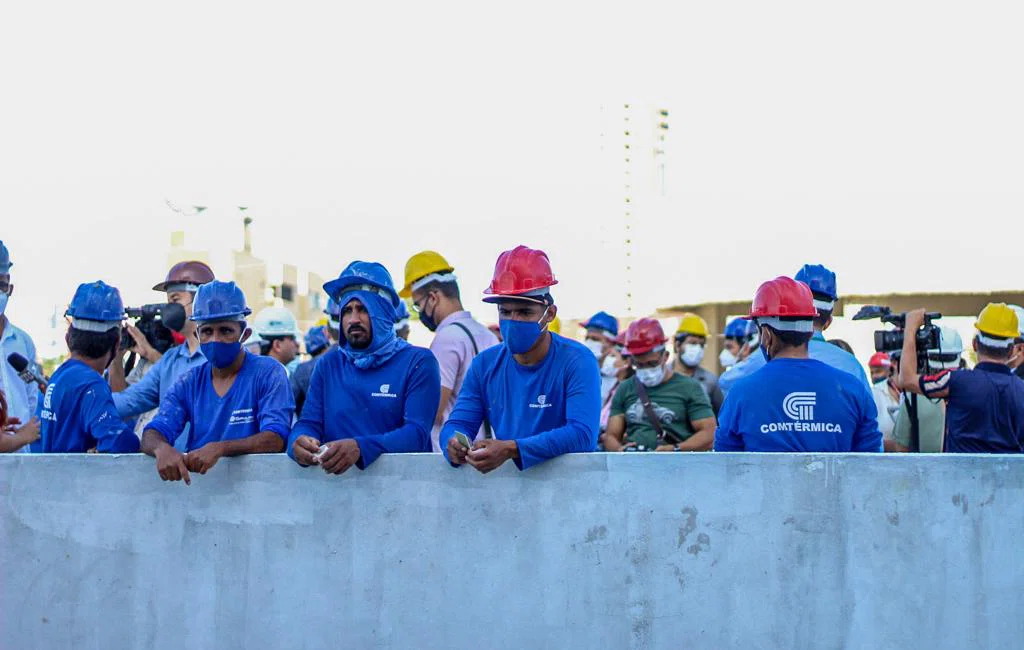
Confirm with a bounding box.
[201,341,243,369]
[500,308,549,355]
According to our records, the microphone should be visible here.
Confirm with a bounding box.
[7,353,47,392]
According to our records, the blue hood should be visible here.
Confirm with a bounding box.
[337,290,409,369]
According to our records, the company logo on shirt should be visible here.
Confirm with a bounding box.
[783,392,816,421]
[530,394,552,409]
[372,383,398,398]
[229,408,255,425]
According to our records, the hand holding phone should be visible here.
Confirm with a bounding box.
[455,432,473,451]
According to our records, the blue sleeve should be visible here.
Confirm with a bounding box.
[439,356,488,466]
[713,390,745,451]
[146,372,192,448]
[353,352,439,468]
[112,353,165,417]
[288,361,326,459]
[851,382,883,453]
[81,382,140,453]
[256,362,294,440]
[514,351,600,470]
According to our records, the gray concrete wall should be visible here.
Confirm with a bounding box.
[1,453,1021,650]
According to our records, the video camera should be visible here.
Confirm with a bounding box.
[120,303,187,355]
[852,305,942,372]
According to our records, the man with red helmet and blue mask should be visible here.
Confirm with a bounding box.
[440,245,601,471]
[288,262,440,474]
[714,277,881,452]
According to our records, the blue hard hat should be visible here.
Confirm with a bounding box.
[304,325,330,355]
[191,280,252,322]
[794,264,838,302]
[324,297,341,319]
[0,240,10,274]
[581,311,619,337]
[724,317,757,340]
[66,281,125,327]
[323,261,400,308]
[395,300,410,322]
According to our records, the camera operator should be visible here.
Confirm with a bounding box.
[109,261,214,445]
[890,327,961,453]
[899,304,1024,453]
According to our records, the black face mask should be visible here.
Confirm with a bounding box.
[418,294,439,332]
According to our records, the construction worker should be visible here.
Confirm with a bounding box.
[400,251,497,452]
[1008,305,1024,380]
[109,260,215,447]
[394,300,411,341]
[253,307,301,374]
[440,245,600,471]
[0,240,39,450]
[33,282,140,453]
[900,304,1024,453]
[142,281,293,484]
[324,297,342,343]
[714,277,881,453]
[288,261,440,473]
[869,352,900,445]
[671,313,724,415]
[891,326,961,453]
[291,325,331,417]
[602,319,716,452]
[717,318,761,396]
[580,311,620,405]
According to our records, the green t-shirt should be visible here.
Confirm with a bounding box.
[893,396,946,452]
[610,374,715,449]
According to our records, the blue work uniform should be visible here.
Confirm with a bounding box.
[290,357,319,418]
[920,363,1024,453]
[287,345,440,468]
[147,352,294,451]
[439,333,601,470]
[714,358,881,452]
[33,359,140,453]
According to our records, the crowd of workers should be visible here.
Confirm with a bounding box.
[1,236,1024,479]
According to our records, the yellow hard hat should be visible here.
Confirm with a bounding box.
[975,302,1020,340]
[549,316,561,334]
[675,312,710,339]
[400,251,455,298]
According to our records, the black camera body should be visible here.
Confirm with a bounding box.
[853,305,942,373]
[120,303,187,355]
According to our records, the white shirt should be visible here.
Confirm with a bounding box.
[872,381,900,441]
[0,319,38,452]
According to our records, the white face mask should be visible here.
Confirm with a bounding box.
[636,365,665,387]
[719,348,737,368]
[584,339,604,359]
[600,354,619,377]
[0,292,7,316]
[680,343,704,368]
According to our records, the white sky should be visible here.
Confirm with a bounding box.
[3,0,1023,358]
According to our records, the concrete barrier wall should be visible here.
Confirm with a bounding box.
[1,453,1022,650]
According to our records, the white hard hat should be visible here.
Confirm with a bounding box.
[927,326,963,371]
[1008,305,1024,339]
[252,307,300,338]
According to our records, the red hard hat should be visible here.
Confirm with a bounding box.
[153,260,215,292]
[869,352,892,368]
[748,277,818,319]
[483,246,558,300]
[624,318,668,356]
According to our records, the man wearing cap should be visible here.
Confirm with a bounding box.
[900,304,1024,453]
[142,281,293,484]
[401,251,497,452]
[602,319,715,452]
[252,307,302,375]
[288,262,440,473]
[868,352,900,445]
[671,313,724,415]
[109,261,214,448]
[717,318,761,397]
[0,240,40,451]
[291,325,331,417]
[33,282,139,453]
[714,277,881,453]
[440,245,601,472]
[580,311,620,405]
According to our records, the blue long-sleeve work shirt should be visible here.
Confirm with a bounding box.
[33,359,140,453]
[439,333,601,470]
[112,342,206,417]
[287,345,440,468]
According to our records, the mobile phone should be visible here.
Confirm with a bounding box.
[455,432,472,450]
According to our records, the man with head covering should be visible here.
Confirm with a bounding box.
[0,240,40,449]
[287,262,440,474]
